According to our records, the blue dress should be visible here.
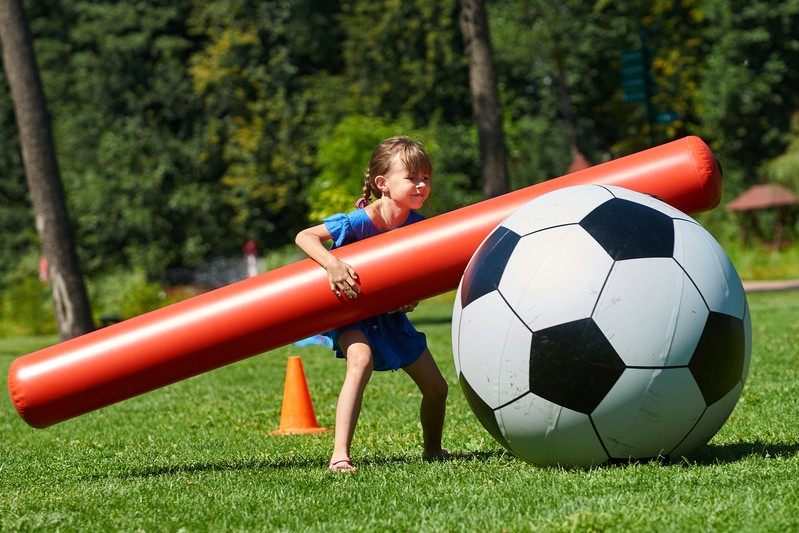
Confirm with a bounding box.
[323,208,428,371]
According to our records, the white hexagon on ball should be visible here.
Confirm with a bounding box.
[499,226,613,333]
[594,257,708,367]
[454,291,532,409]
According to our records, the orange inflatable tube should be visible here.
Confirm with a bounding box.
[8,136,722,428]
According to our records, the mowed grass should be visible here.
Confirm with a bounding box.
[1,290,798,532]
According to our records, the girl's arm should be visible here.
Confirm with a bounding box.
[295,224,361,299]
[389,302,418,313]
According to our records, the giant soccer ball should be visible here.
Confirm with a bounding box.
[452,185,751,467]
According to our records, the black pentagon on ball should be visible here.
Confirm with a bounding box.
[458,372,512,451]
[579,198,675,260]
[529,318,626,414]
[460,226,521,308]
[689,311,746,405]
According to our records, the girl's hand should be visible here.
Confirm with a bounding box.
[327,260,360,299]
[389,302,418,314]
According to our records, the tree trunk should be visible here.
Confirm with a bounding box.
[556,50,592,173]
[0,0,94,339]
[459,0,509,199]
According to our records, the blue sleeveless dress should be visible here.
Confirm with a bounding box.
[323,208,428,371]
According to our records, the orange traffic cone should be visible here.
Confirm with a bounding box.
[270,356,329,435]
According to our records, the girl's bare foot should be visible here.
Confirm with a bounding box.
[422,449,450,462]
[329,457,357,472]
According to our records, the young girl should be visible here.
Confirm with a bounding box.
[295,136,449,472]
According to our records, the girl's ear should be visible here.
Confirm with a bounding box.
[374,175,389,193]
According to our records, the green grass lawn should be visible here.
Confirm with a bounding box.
[2,290,798,532]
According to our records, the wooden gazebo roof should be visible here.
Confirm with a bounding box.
[726,184,799,211]
[725,183,799,248]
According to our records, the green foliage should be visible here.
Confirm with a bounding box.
[337,0,470,123]
[0,253,56,336]
[260,243,306,272]
[696,0,799,180]
[0,261,195,335]
[305,116,484,223]
[187,0,332,249]
[0,56,37,281]
[642,0,707,138]
[0,168,35,281]
[87,269,180,322]
[503,114,572,185]
[725,242,799,280]
[0,277,57,337]
[762,112,799,191]
[420,122,483,215]
[306,115,420,221]
[2,292,799,530]
[491,0,644,159]
[30,0,231,279]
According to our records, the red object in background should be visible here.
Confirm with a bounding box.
[8,136,722,428]
[243,240,258,256]
[243,239,259,278]
[38,256,48,283]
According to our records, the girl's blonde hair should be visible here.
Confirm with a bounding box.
[357,136,432,208]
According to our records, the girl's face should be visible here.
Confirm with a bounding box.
[379,154,431,209]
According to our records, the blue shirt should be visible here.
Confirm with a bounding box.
[321,208,428,371]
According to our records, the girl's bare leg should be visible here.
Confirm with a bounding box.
[331,330,373,467]
[403,349,448,458]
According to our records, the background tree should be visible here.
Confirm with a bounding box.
[489,0,628,184]
[459,0,509,198]
[187,0,321,252]
[0,71,32,280]
[696,0,799,189]
[594,0,713,154]
[52,0,223,280]
[303,0,479,219]
[335,0,469,123]
[0,0,93,339]
[763,112,799,193]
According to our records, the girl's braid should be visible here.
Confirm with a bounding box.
[356,170,373,208]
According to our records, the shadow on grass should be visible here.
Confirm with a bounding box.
[116,456,327,478]
[107,441,798,479]
[683,440,799,465]
[605,440,799,468]
[109,449,510,479]
[362,449,509,467]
